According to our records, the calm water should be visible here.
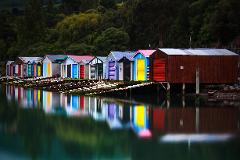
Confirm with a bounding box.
[0,85,240,160]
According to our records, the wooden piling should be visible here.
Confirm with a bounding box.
[196,67,200,95]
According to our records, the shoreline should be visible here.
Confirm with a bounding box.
[1,76,240,101]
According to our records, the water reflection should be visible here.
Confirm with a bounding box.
[1,84,240,160]
[5,85,240,138]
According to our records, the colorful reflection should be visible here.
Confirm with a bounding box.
[133,105,152,138]
[5,85,240,139]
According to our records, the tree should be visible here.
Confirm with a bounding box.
[99,0,116,9]
[94,27,129,55]
[17,0,45,48]
[56,11,102,45]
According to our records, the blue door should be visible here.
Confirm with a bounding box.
[72,64,78,78]
[72,95,78,110]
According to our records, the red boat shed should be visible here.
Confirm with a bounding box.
[150,49,239,84]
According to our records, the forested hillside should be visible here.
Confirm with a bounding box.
[0,0,239,61]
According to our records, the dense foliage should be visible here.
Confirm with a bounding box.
[0,0,239,61]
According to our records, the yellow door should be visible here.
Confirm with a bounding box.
[47,63,51,77]
[137,59,145,81]
[136,105,145,127]
[38,66,41,77]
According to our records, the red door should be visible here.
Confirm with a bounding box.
[80,65,84,79]
[18,64,21,77]
[80,96,84,110]
[153,58,166,81]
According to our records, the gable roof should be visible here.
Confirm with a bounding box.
[97,56,107,62]
[109,51,135,61]
[134,50,156,57]
[88,56,107,64]
[158,48,238,56]
[45,55,68,62]
[68,55,94,63]
[6,61,14,65]
[18,57,43,63]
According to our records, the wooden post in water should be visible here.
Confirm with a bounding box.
[167,82,171,97]
[195,107,199,133]
[182,95,185,108]
[182,83,185,95]
[196,67,200,95]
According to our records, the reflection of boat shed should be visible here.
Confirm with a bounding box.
[150,49,239,84]
[88,56,107,80]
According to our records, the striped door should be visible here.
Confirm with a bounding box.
[137,59,145,81]
[153,58,166,81]
[108,61,115,80]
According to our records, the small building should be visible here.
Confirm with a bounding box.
[61,56,79,78]
[133,50,156,81]
[149,48,239,84]
[65,55,94,79]
[118,56,133,81]
[87,56,107,80]
[14,57,43,78]
[42,55,68,78]
[106,51,135,80]
[6,61,14,76]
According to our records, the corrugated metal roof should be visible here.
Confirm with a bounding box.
[134,50,156,57]
[18,57,43,63]
[68,55,94,63]
[159,49,189,55]
[186,49,238,56]
[46,55,68,62]
[110,51,135,61]
[159,48,238,56]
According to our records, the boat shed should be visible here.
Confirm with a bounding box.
[133,50,156,81]
[14,57,43,78]
[149,48,239,84]
[88,56,107,80]
[61,55,79,78]
[6,61,14,76]
[67,55,94,79]
[106,51,135,80]
[118,56,134,81]
[43,55,68,78]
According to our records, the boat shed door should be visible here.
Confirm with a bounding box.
[72,64,78,78]
[123,60,131,81]
[153,58,166,81]
[67,64,71,78]
[137,59,145,81]
[108,61,115,80]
